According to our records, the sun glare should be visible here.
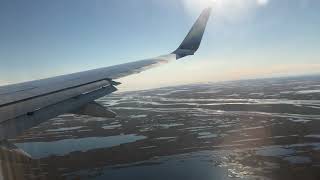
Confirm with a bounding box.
[182,0,270,20]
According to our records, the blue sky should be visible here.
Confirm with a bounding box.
[0,0,319,90]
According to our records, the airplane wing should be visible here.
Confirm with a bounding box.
[0,8,212,141]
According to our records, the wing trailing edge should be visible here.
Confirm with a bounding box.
[74,101,117,118]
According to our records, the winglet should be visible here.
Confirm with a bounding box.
[173,7,212,59]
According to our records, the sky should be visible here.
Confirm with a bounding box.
[0,0,319,91]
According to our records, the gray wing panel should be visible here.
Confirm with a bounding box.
[0,54,176,122]
[0,80,111,122]
[0,85,117,140]
[0,54,176,107]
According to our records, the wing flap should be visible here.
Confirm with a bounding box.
[0,85,117,140]
[0,80,111,122]
[74,102,117,118]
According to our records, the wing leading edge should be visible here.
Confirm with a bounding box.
[0,8,212,142]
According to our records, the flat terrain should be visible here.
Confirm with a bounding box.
[1,75,320,180]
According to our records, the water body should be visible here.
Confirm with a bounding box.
[15,134,146,159]
[67,151,236,180]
